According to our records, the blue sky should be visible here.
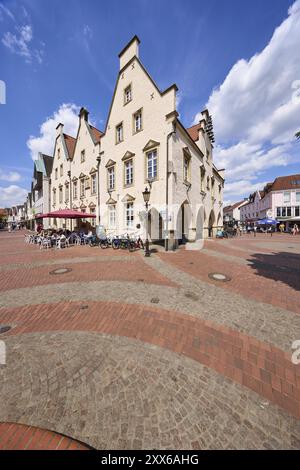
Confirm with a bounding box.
[0,0,299,206]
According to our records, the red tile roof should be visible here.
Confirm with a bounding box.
[223,200,246,212]
[89,125,103,143]
[63,134,76,160]
[186,123,202,142]
[270,174,300,191]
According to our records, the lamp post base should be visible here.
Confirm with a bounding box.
[145,238,150,257]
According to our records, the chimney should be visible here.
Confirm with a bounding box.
[119,35,140,70]
[79,107,89,122]
[56,122,64,137]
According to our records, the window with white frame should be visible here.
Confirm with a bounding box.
[107,166,115,190]
[65,184,69,202]
[80,178,85,197]
[73,181,77,199]
[183,155,190,182]
[134,109,142,133]
[283,191,290,203]
[296,192,300,203]
[124,85,132,104]
[125,159,133,186]
[116,123,123,143]
[90,207,96,227]
[295,206,300,217]
[125,202,134,228]
[59,186,63,203]
[147,149,157,180]
[81,150,85,163]
[91,174,97,194]
[108,204,116,228]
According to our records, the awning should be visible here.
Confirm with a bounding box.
[38,209,96,219]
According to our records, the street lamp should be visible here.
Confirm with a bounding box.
[142,186,151,257]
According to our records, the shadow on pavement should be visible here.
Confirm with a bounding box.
[248,251,300,291]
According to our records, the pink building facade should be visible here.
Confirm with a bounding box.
[240,174,300,228]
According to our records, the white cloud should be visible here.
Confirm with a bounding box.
[0,3,15,22]
[2,24,33,62]
[0,185,27,207]
[27,103,80,160]
[1,5,45,64]
[0,169,21,182]
[194,0,300,201]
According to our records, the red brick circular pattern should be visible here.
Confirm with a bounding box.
[1,300,300,419]
[0,423,90,450]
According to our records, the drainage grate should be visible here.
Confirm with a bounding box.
[208,272,231,282]
[49,267,72,275]
[150,297,160,304]
[0,325,12,334]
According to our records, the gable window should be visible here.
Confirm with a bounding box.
[80,178,85,197]
[124,85,132,104]
[108,204,116,229]
[90,207,96,227]
[73,181,78,199]
[206,176,210,190]
[125,159,133,186]
[81,150,85,163]
[60,164,63,177]
[55,168,58,180]
[65,183,69,203]
[133,109,142,133]
[91,174,97,194]
[147,149,157,180]
[283,191,290,203]
[58,148,60,159]
[107,166,115,190]
[200,167,205,192]
[183,155,190,182]
[125,202,134,228]
[116,123,123,144]
[59,186,63,204]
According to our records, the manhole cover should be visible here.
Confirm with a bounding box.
[208,273,231,282]
[0,325,12,334]
[49,268,72,275]
[151,297,160,304]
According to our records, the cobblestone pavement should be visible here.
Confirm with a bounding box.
[0,231,300,449]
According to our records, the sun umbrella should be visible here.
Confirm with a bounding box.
[256,218,278,225]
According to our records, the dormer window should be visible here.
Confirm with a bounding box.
[124,85,132,104]
[116,123,123,144]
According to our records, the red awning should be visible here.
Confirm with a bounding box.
[38,209,96,219]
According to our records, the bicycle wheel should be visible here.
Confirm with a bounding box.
[112,239,119,250]
[100,239,108,249]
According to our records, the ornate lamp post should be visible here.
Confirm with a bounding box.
[142,186,151,257]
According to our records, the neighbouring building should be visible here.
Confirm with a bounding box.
[223,199,248,225]
[7,204,25,228]
[70,107,103,230]
[49,124,76,229]
[31,152,53,229]
[240,174,300,229]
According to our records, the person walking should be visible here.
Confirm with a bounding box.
[279,223,285,233]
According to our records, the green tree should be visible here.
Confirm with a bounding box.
[296,131,300,140]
